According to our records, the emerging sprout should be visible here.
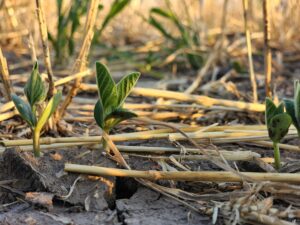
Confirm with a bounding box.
[11,62,62,157]
[284,80,300,136]
[265,98,292,170]
[93,62,140,151]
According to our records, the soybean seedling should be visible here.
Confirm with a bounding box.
[93,62,140,151]
[11,62,62,157]
[284,80,300,137]
[265,98,292,170]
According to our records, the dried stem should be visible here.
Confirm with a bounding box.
[0,126,273,147]
[131,87,265,112]
[242,0,258,102]
[64,164,300,183]
[219,0,229,52]
[35,0,55,99]
[0,48,13,101]
[57,0,100,122]
[184,48,218,94]
[10,144,259,162]
[79,85,265,112]
[263,0,272,98]
[3,0,19,29]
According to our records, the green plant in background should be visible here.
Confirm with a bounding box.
[265,98,292,170]
[49,0,130,63]
[93,0,131,43]
[11,62,62,157]
[284,80,300,136]
[93,62,140,151]
[48,0,89,64]
[148,6,203,70]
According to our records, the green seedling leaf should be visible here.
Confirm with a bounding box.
[231,61,247,74]
[24,62,46,107]
[265,98,284,126]
[48,32,56,46]
[284,98,299,131]
[116,72,140,106]
[94,99,104,129]
[186,53,203,70]
[148,16,176,41]
[94,62,140,134]
[149,7,179,41]
[36,91,62,132]
[11,94,36,127]
[96,62,118,113]
[99,0,130,34]
[150,8,173,19]
[104,108,137,131]
[268,113,292,143]
[150,8,185,39]
[98,4,104,10]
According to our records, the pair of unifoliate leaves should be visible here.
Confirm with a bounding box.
[265,98,292,143]
[94,62,140,132]
[283,80,300,136]
[11,62,61,131]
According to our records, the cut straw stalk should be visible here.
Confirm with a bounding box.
[0,124,294,147]
[129,151,259,161]
[0,70,92,114]
[2,84,264,114]
[263,0,272,98]
[0,132,297,151]
[0,48,13,101]
[64,164,300,183]
[1,144,259,161]
[97,145,258,156]
[242,0,258,102]
[184,45,218,94]
[69,102,247,112]
[0,129,273,147]
[57,0,99,121]
[0,109,17,122]
[80,85,265,112]
[7,70,92,88]
[64,111,203,122]
[0,30,28,40]
[246,141,300,153]
[35,0,55,98]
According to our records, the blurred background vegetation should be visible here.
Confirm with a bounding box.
[0,0,300,81]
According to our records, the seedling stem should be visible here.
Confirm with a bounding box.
[273,142,280,170]
[33,129,41,157]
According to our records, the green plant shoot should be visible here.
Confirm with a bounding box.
[148,7,203,70]
[93,0,131,43]
[48,0,89,64]
[11,62,62,157]
[284,80,300,136]
[265,98,292,170]
[93,62,140,151]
